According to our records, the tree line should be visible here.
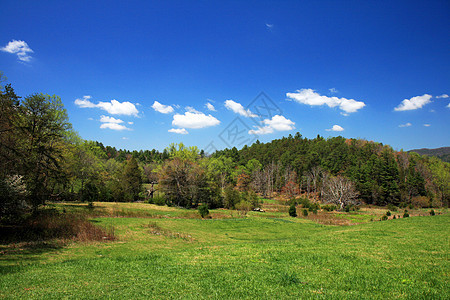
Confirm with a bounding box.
[1,75,449,221]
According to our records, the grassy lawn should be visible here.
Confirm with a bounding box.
[0,202,448,299]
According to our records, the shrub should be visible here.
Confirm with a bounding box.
[411,196,430,208]
[386,211,391,216]
[344,205,351,212]
[381,215,388,221]
[198,204,209,218]
[403,210,409,218]
[322,204,337,212]
[387,203,398,211]
[236,200,252,216]
[430,209,435,216]
[288,203,297,217]
[393,215,396,219]
[152,195,166,206]
[298,197,311,209]
[302,209,308,217]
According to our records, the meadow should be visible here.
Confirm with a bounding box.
[0,202,448,299]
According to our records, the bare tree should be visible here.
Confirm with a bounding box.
[323,175,359,210]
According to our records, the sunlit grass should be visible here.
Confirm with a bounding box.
[1,202,448,299]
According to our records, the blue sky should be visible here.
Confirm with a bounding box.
[1,0,449,152]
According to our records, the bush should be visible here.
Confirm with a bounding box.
[393,215,396,219]
[322,204,337,212]
[302,209,308,217]
[236,200,252,216]
[411,196,430,208]
[298,197,311,209]
[387,203,398,211]
[430,209,435,216]
[152,195,166,206]
[381,215,388,221]
[288,203,297,217]
[386,211,391,216]
[403,210,409,218]
[344,205,351,212]
[198,204,209,218]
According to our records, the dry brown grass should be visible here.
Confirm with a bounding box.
[147,222,195,241]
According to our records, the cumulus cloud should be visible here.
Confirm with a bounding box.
[249,115,295,135]
[100,115,123,124]
[394,94,432,111]
[266,23,274,30]
[168,128,189,134]
[424,124,431,127]
[286,89,365,114]
[100,123,131,131]
[326,125,344,132]
[75,96,139,116]
[225,100,257,117]
[436,94,449,99]
[98,115,132,130]
[185,106,201,113]
[206,103,216,111]
[399,122,412,128]
[447,103,450,108]
[152,101,174,114]
[1,40,34,62]
[172,112,220,129]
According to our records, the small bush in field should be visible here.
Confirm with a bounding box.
[386,211,391,216]
[322,204,336,212]
[288,203,297,217]
[302,209,308,217]
[298,197,311,209]
[198,204,209,218]
[430,209,435,216]
[403,210,409,218]
[387,203,398,211]
[381,215,388,221]
[393,215,396,219]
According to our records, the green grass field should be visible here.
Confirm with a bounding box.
[0,202,448,299]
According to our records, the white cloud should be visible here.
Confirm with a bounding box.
[326,125,344,132]
[1,40,34,62]
[447,103,450,108]
[394,94,432,111]
[286,89,365,114]
[185,106,201,113]
[249,126,274,135]
[249,115,295,135]
[424,124,431,127]
[436,94,449,99]
[100,123,131,131]
[75,96,96,108]
[399,122,412,128]
[172,112,220,129]
[122,137,129,140]
[151,101,174,114]
[206,103,216,111]
[266,23,274,29]
[168,128,189,134]
[75,96,139,116]
[225,100,257,117]
[100,115,123,124]
[128,122,133,125]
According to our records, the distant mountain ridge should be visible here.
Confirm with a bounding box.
[409,147,450,163]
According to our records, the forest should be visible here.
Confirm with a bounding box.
[1,78,449,222]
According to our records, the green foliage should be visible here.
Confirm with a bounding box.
[81,182,98,205]
[302,209,308,217]
[198,204,209,218]
[321,204,336,211]
[224,186,240,209]
[381,215,388,221]
[387,203,398,211]
[235,200,252,216]
[430,209,435,216]
[288,203,297,217]
[386,211,391,216]
[403,210,410,218]
[121,157,143,201]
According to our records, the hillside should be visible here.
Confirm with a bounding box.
[409,147,450,163]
